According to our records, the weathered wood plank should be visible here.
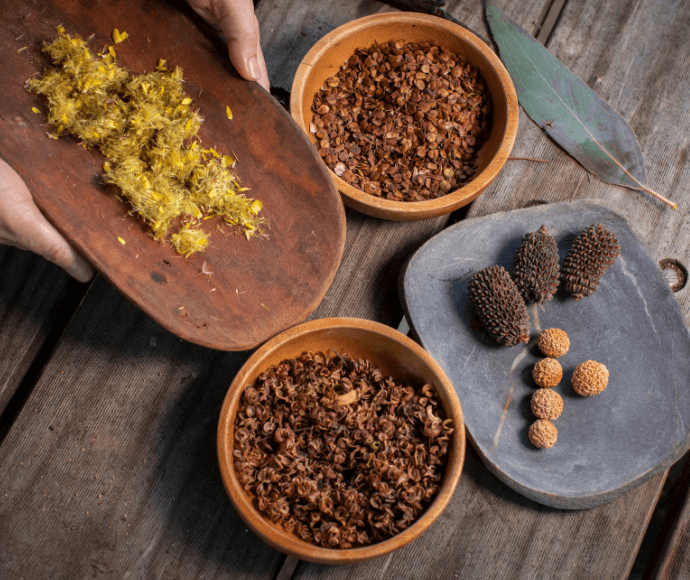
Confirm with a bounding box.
[0,246,85,418]
[467,0,690,323]
[0,1,462,578]
[0,277,283,579]
[641,453,690,580]
[293,0,688,579]
[293,447,664,580]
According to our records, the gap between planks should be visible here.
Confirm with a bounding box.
[0,276,92,445]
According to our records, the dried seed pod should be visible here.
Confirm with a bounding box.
[572,360,609,396]
[468,265,529,346]
[562,224,621,299]
[537,328,570,358]
[512,225,560,304]
[310,40,492,202]
[532,358,563,388]
[529,419,558,449]
[531,388,563,420]
[233,351,453,548]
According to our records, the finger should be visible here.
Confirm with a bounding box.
[0,160,95,283]
[212,0,270,91]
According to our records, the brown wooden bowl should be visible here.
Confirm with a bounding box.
[217,317,465,564]
[290,12,518,221]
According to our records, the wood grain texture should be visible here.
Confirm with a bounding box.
[642,455,690,580]
[0,246,83,417]
[292,447,664,580]
[293,0,683,578]
[1,0,686,579]
[1,0,346,351]
[0,278,284,579]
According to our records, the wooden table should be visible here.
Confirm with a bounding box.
[1,0,689,578]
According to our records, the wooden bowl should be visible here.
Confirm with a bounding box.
[217,317,465,564]
[290,12,518,221]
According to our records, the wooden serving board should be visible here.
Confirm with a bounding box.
[400,200,690,509]
[0,0,345,351]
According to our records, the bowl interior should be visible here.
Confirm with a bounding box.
[291,13,517,220]
[217,318,465,564]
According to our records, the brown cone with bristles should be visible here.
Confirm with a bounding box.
[512,225,560,304]
[562,223,621,300]
[468,265,530,346]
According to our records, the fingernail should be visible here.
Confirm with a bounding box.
[247,56,260,81]
[67,259,95,283]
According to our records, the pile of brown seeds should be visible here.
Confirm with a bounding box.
[233,351,453,548]
[310,40,492,202]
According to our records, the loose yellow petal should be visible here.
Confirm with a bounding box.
[112,28,129,44]
[117,236,126,245]
[155,58,167,71]
[181,97,192,105]
[226,106,232,120]
[31,107,41,114]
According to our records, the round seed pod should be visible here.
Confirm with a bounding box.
[532,358,563,388]
[531,388,563,420]
[468,265,530,347]
[537,328,570,358]
[529,419,558,449]
[562,223,621,300]
[572,360,609,396]
[512,225,560,304]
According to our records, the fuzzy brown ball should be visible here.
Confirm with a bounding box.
[532,358,563,388]
[537,328,570,358]
[529,419,558,449]
[531,388,563,420]
[572,360,609,396]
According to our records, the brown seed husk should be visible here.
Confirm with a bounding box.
[529,419,558,449]
[537,328,570,358]
[531,388,563,420]
[311,40,493,202]
[233,351,453,549]
[572,360,609,396]
[532,358,563,388]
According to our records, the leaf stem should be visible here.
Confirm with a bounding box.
[508,156,549,162]
[640,185,677,209]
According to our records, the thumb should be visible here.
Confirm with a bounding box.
[0,159,95,283]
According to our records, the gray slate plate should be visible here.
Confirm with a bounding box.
[400,200,690,509]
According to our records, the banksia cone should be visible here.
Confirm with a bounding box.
[468,265,530,346]
[562,224,621,300]
[512,225,560,304]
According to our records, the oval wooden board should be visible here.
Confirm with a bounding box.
[0,0,345,351]
[400,200,690,509]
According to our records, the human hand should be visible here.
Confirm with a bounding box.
[186,0,270,91]
[0,158,95,283]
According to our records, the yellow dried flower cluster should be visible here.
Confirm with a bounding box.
[27,27,264,256]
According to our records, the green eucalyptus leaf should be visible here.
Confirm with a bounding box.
[484,1,675,208]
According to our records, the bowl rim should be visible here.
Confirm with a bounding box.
[217,316,466,564]
[290,12,519,221]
